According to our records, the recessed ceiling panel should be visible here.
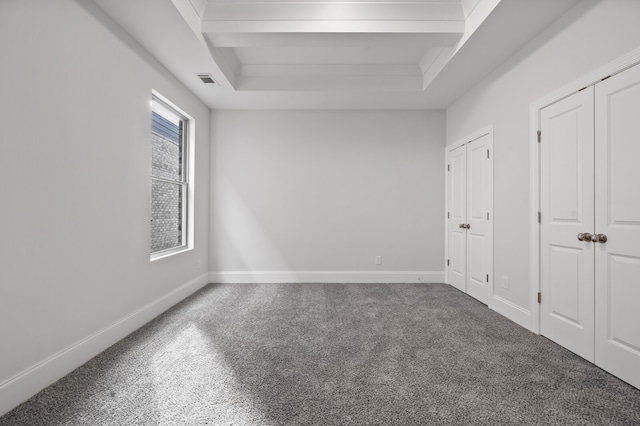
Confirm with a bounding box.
[231,45,429,66]
[200,0,467,93]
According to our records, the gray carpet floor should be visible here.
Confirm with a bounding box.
[1,283,639,425]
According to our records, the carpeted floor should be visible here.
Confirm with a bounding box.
[1,283,639,425]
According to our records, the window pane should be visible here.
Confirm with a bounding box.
[151,111,183,181]
[151,180,183,253]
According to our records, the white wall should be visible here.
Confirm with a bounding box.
[446,0,640,326]
[210,110,445,282]
[0,0,210,414]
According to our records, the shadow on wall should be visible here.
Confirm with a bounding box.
[211,176,292,274]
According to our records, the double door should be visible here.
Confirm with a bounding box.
[540,63,640,388]
[447,132,493,305]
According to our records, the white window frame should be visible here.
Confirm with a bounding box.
[150,92,193,260]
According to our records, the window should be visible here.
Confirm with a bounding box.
[150,95,190,257]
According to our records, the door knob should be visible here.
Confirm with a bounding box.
[578,232,592,242]
[595,233,608,243]
[591,234,598,243]
[466,224,470,229]
[459,224,463,228]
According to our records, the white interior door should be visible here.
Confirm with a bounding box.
[465,135,492,305]
[594,63,640,389]
[448,144,466,292]
[540,87,595,362]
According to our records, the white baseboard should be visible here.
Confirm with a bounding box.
[209,270,444,284]
[0,273,210,417]
[490,294,532,330]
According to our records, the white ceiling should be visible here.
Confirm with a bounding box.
[93,0,579,109]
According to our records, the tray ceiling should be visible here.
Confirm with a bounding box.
[92,0,580,109]
[197,0,478,92]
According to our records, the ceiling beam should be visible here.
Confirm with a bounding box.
[205,32,462,49]
[236,74,423,91]
[240,64,421,77]
[203,2,465,21]
[202,20,465,34]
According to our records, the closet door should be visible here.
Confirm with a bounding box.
[595,63,640,388]
[447,134,493,303]
[465,135,492,305]
[540,87,595,362]
[448,144,467,292]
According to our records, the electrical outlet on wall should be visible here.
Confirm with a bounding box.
[375,256,382,265]
[502,276,509,289]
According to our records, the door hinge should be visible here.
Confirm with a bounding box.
[447,211,450,219]
[537,292,541,304]
[447,259,450,266]
[537,130,541,143]
[538,212,541,223]
[601,75,611,81]
[447,164,450,171]
[487,149,490,159]
[486,274,489,283]
[487,212,489,220]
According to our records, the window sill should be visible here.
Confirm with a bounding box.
[150,246,192,262]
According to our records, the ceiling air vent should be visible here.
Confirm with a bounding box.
[196,73,218,86]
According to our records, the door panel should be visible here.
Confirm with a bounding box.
[607,255,640,350]
[595,63,640,388]
[540,87,595,362]
[449,232,466,287]
[448,145,466,292]
[548,244,583,327]
[466,135,491,304]
[467,234,486,296]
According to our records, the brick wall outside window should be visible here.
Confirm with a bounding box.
[151,132,182,252]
